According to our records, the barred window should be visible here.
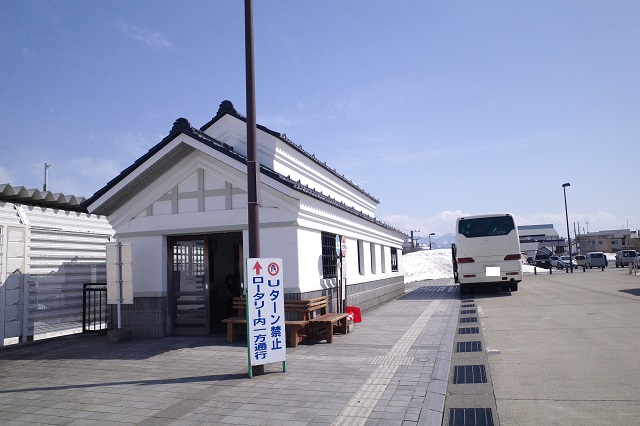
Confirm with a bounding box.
[321,232,337,278]
[391,247,398,272]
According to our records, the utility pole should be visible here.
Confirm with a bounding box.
[244,0,263,376]
[410,230,420,251]
[43,163,51,191]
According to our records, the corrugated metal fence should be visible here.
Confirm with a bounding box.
[1,203,114,345]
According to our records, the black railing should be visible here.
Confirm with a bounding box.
[82,283,109,333]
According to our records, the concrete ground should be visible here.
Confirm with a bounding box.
[0,279,459,426]
[475,267,640,426]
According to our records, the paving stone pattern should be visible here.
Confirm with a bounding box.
[0,280,459,426]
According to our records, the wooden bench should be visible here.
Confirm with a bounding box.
[221,297,309,347]
[300,297,349,344]
[221,297,249,344]
[222,295,349,346]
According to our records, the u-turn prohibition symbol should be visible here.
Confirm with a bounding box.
[267,262,280,276]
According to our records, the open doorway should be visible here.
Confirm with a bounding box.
[168,232,243,335]
[208,232,243,333]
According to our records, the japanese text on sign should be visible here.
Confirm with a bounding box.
[247,258,286,366]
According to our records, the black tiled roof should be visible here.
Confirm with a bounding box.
[83,104,403,236]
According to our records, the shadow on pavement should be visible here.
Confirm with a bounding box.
[0,334,238,361]
[466,283,514,299]
[400,281,459,301]
[0,371,247,395]
[619,288,640,297]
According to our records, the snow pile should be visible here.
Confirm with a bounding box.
[403,249,454,283]
[403,248,550,283]
[522,263,549,275]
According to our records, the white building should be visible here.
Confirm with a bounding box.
[0,185,113,346]
[85,101,406,338]
[518,224,564,257]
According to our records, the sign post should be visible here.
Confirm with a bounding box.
[246,258,286,377]
[334,236,348,312]
[106,241,133,327]
[340,236,347,311]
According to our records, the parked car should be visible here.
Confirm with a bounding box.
[586,252,607,270]
[574,254,586,268]
[534,253,551,269]
[557,255,577,269]
[615,250,638,267]
[550,255,561,268]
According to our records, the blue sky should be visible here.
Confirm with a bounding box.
[1,1,639,237]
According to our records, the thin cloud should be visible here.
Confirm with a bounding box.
[117,22,174,50]
[0,166,14,184]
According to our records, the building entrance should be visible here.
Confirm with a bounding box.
[169,232,243,335]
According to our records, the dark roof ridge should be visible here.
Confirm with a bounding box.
[83,117,233,207]
[0,183,87,212]
[201,100,380,204]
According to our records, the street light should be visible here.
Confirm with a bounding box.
[429,233,435,250]
[562,183,573,273]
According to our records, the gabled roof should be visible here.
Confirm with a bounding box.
[83,105,404,237]
[83,117,241,214]
[202,101,379,204]
[0,183,87,212]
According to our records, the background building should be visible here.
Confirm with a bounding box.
[576,229,639,254]
[518,224,564,258]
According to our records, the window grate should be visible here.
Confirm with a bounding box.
[449,408,494,426]
[460,317,478,323]
[454,365,487,384]
[456,341,482,353]
[461,309,476,315]
[321,232,337,278]
[461,304,475,308]
[391,247,398,272]
[458,327,479,334]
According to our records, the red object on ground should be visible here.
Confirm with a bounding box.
[346,306,362,323]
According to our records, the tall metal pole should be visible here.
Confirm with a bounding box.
[244,0,263,376]
[562,183,573,272]
[245,0,260,259]
[43,162,51,191]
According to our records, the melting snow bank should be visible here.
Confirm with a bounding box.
[403,249,454,283]
[403,248,549,283]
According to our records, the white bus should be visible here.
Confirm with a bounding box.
[452,213,522,294]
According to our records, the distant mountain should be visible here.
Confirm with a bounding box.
[416,233,455,250]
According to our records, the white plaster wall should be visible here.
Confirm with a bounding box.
[293,196,404,286]
[127,235,166,297]
[203,115,247,156]
[178,173,198,192]
[296,228,325,293]
[178,198,198,214]
[203,114,377,217]
[255,226,301,291]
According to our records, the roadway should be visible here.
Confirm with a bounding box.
[454,266,640,425]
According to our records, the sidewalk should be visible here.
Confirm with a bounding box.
[0,279,459,426]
